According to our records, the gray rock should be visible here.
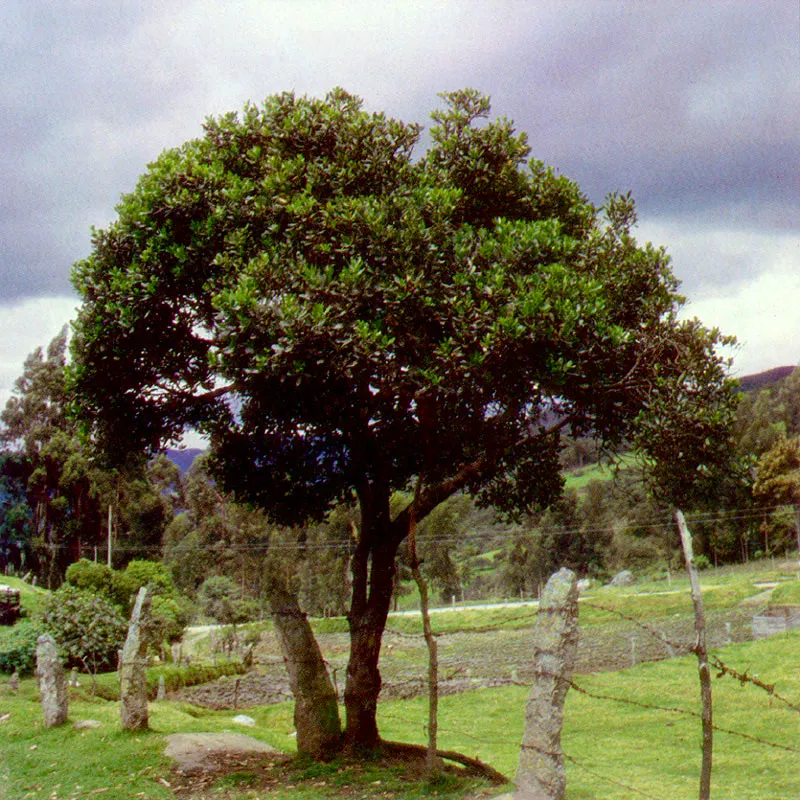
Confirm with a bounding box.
[232,714,256,727]
[156,675,166,701]
[165,732,275,775]
[73,719,102,730]
[608,570,634,587]
[120,587,151,730]
[516,568,579,800]
[36,634,68,727]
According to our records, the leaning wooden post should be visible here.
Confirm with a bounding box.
[675,510,712,800]
[407,476,441,778]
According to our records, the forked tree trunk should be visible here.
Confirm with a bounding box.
[270,584,342,758]
[344,536,399,750]
[343,486,403,751]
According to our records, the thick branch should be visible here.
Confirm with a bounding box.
[390,414,574,544]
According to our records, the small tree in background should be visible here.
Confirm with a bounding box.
[198,575,256,651]
[753,436,800,554]
[42,585,127,684]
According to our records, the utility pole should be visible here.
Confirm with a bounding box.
[107,504,113,568]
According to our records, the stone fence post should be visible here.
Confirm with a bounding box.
[36,633,68,727]
[515,568,579,800]
[120,586,151,730]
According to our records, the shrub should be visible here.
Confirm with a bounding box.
[65,559,115,596]
[148,594,195,654]
[42,585,128,674]
[694,554,712,571]
[123,560,177,597]
[0,620,42,675]
[109,571,139,612]
[198,575,254,626]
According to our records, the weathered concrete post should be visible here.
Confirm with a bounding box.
[120,586,151,730]
[36,634,68,727]
[270,584,341,759]
[515,568,579,800]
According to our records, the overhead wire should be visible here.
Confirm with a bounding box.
[64,501,800,554]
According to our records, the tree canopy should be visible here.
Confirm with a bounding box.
[70,88,737,749]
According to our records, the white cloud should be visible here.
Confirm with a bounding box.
[682,269,800,377]
[635,219,800,376]
[0,295,78,411]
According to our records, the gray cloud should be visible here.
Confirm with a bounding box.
[1,0,797,350]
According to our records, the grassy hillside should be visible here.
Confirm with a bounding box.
[0,574,48,617]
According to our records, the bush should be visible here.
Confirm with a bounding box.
[123,560,177,597]
[694,554,712,571]
[0,620,42,675]
[148,594,195,653]
[42,585,128,674]
[65,559,115,596]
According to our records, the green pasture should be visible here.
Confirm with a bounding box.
[3,630,799,799]
[3,560,800,798]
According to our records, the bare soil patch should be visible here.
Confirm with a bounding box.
[175,607,756,709]
[166,740,502,800]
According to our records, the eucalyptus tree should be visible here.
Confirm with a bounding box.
[70,88,736,752]
[1,329,103,585]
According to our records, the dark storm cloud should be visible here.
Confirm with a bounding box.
[486,2,799,228]
[1,2,203,301]
[1,0,797,305]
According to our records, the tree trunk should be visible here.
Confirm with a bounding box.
[270,584,342,759]
[793,504,800,554]
[344,487,401,752]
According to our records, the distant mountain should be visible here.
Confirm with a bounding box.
[737,366,795,394]
[165,448,204,475]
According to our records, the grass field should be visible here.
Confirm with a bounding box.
[3,562,800,798]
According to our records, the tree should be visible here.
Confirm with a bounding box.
[753,436,800,553]
[0,452,34,573]
[42,584,128,677]
[70,88,736,751]
[197,575,253,630]
[1,330,105,586]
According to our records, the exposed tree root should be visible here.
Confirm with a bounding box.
[380,740,509,786]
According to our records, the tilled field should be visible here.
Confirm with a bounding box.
[175,606,758,709]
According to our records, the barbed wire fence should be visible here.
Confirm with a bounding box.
[188,589,800,798]
[361,593,800,799]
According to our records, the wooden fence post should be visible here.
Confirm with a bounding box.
[675,509,712,800]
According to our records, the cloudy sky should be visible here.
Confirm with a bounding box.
[2,0,798,410]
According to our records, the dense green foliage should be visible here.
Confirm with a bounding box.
[65,557,193,652]
[41,584,128,673]
[71,89,735,520]
[0,332,177,587]
[0,619,41,675]
[68,87,738,748]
